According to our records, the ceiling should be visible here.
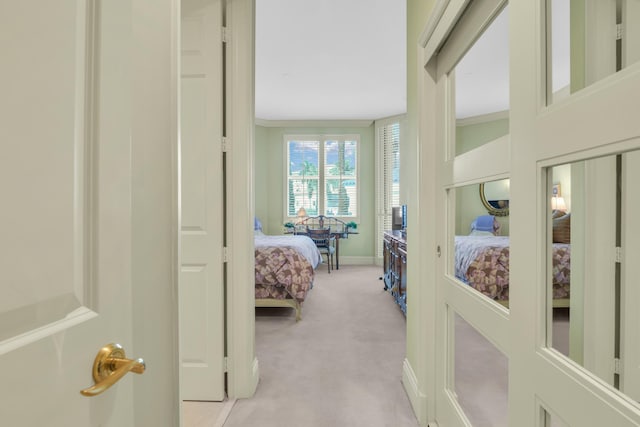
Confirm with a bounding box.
[455,7,509,120]
[255,0,407,122]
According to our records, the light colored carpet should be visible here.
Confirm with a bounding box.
[223,264,419,427]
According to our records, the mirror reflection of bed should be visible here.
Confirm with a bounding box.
[454,153,640,404]
[454,179,514,307]
[453,178,570,307]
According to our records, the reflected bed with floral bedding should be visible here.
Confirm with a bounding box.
[454,235,571,306]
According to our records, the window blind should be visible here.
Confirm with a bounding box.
[375,119,401,259]
[324,140,358,217]
[287,139,320,217]
[286,135,359,220]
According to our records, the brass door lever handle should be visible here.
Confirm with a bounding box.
[81,343,146,397]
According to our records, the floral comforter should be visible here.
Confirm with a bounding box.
[254,246,314,302]
[455,236,571,302]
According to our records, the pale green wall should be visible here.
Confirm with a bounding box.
[254,124,376,259]
[454,118,511,235]
[456,118,510,155]
[456,184,485,234]
[455,183,510,236]
[254,124,270,228]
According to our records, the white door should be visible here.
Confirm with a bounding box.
[620,0,640,403]
[421,0,640,426]
[180,0,226,401]
[621,150,640,401]
[0,1,179,425]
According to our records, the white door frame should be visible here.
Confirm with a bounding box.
[225,0,260,399]
[180,0,226,401]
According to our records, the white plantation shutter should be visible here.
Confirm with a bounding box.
[285,135,359,220]
[323,139,358,217]
[287,139,320,217]
[375,118,402,259]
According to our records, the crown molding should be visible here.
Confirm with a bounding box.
[456,110,509,127]
[255,119,374,128]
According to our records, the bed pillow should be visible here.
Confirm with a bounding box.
[470,215,501,235]
[552,213,571,243]
[254,217,263,231]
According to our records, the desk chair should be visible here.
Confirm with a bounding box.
[306,227,335,273]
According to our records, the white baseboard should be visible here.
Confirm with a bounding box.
[338,256,376,265]
[214,399,237,427]
[402,358,428,425]
[251,356,259,391]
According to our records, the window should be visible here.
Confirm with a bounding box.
[286,135,359,219]
[375,118,401,258]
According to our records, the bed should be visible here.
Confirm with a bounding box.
[454,213,571,307]
[254,233,322,321]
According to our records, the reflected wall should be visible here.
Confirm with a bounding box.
[546,150,640,403]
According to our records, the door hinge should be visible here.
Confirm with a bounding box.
[223,246,229,263]
[616,23,623,41]
[223,357,229,372]
[614,357,621,375]
[615,246,623,263]
[222,26,230,43]
[222,136,230,153]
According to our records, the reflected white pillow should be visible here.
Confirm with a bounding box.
[469,230,494,236]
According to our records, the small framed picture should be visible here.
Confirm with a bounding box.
[552,184,561,197]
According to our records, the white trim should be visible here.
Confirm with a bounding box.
[402,358,428,424]
[213,399,237,427]
[418,0,453,48]
[225,0,258,399]
[251,356,260,391]
[455,109,509,127]
[450,135,510,187]
[255,119,373,128]
[420,0,471,66]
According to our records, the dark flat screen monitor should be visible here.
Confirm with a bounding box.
[392,206,404,230]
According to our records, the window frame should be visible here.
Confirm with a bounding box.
[284,134,360,222]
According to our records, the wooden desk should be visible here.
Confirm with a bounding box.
[330,230,358,270]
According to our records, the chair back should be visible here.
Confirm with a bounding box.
[306,227,333,249]
[296,215,347,237]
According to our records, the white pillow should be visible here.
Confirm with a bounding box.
[469,230,494,236]
[254,229,265,236]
